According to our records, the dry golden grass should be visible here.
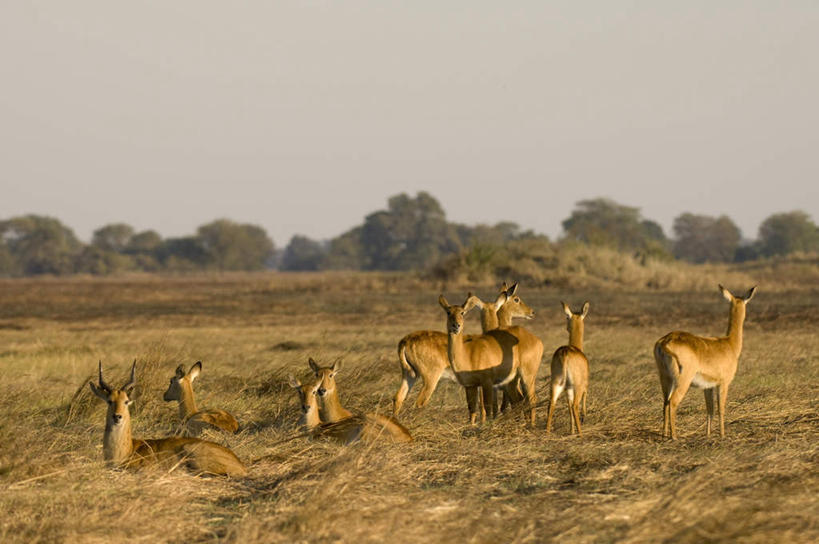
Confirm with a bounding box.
[0,271,817,543]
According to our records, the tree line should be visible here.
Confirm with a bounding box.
[0,217,274,276]
[1,193,817,277]
[280,193,819,270]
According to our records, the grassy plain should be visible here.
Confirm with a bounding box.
[0,271,817,543]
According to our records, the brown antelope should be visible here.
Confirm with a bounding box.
[654,285,757,439]
[477,283,543,415]
[287,375,322,430]
[392,282,535,415]
[309,358,413,444]
[89,361,247,476]
[546,302,590,435]
[288,373,399,445]
[163,361,239,436]
[438,294,538,426]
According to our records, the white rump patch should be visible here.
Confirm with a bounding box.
[691,372,718,389]
[496,370,517,387]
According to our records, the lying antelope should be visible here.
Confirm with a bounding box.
[89,361,246,476]
[163,361,239,436]
[309,358,413,444]
[439,293,538,425]
[288,374,397,445]
[392,282,534,415]
[287,375,322,431]
[654,285,757,439]
[546,302,590,435]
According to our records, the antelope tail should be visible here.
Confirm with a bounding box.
[654,339,681,402]
[397,340,417,379]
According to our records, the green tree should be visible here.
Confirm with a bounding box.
[324,227,367,270]
[74,246,133,275]
[0,238,18,276]
[359,192,462,270]
[125,230,163,254]
[196,219,275,270]
[757,211,819,257]
[91,223,135,253]
[672,213,741,263]
[157,236,210,269]
[561,198,669,254]
[456,221,535,247]
[0,215,82,275]
[281,235,326,271]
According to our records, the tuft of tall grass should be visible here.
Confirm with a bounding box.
[64,339,195,425]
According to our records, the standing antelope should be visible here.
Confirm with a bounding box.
[654,285,757,439]
[476,283,543,416]
[438,294,538,426]
[163,361,239,436]
[89,361,247,476]
[309,358,413,444]
[392,282,535,415]
[546,302,590,435]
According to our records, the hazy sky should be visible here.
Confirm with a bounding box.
[1,1,817,246]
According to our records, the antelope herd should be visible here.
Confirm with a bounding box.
[89,283,756,477]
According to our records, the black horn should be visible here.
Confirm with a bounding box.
[122,360,137,392]
[98,361,112,392]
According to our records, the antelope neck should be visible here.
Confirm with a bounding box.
[103,413,134,465]
[480,305,499,331]
[321,390,353,422]
[725,303,747,355]
[178,381,198,420]
[446,328,472,373]
[568,320,584,351]
[301,404,321,429]
[496,305,514,328]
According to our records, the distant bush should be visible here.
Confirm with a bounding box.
[427,240,762,291]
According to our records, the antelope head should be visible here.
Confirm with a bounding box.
[438,293,483,335]
[163,361,201,402]
[500,282,535,320]
[89,360,136,428]
[719,284,757,306]
[309,357,341,399]
[288,374,321,427]
[561,301,589,335]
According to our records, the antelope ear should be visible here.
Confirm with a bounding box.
[308,358,320,374]
[580,302,590,319]
[500,282,509,293]
[561,301,573,318]
[287,374,301,389]
[719,284,733,302]
[89,381,109,401]
[175,365,186,379]
[492,291,506,309]
[188,361,202,382]
[438,295,449,310]
[471,294,485,309]
[331,360,342,373]
[743,286,757,302]
[506,282,519,296]
[464,294,482,313]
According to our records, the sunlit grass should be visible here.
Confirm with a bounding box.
[0,272,817,543]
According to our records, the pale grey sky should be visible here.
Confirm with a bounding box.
[1,1,817,246]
